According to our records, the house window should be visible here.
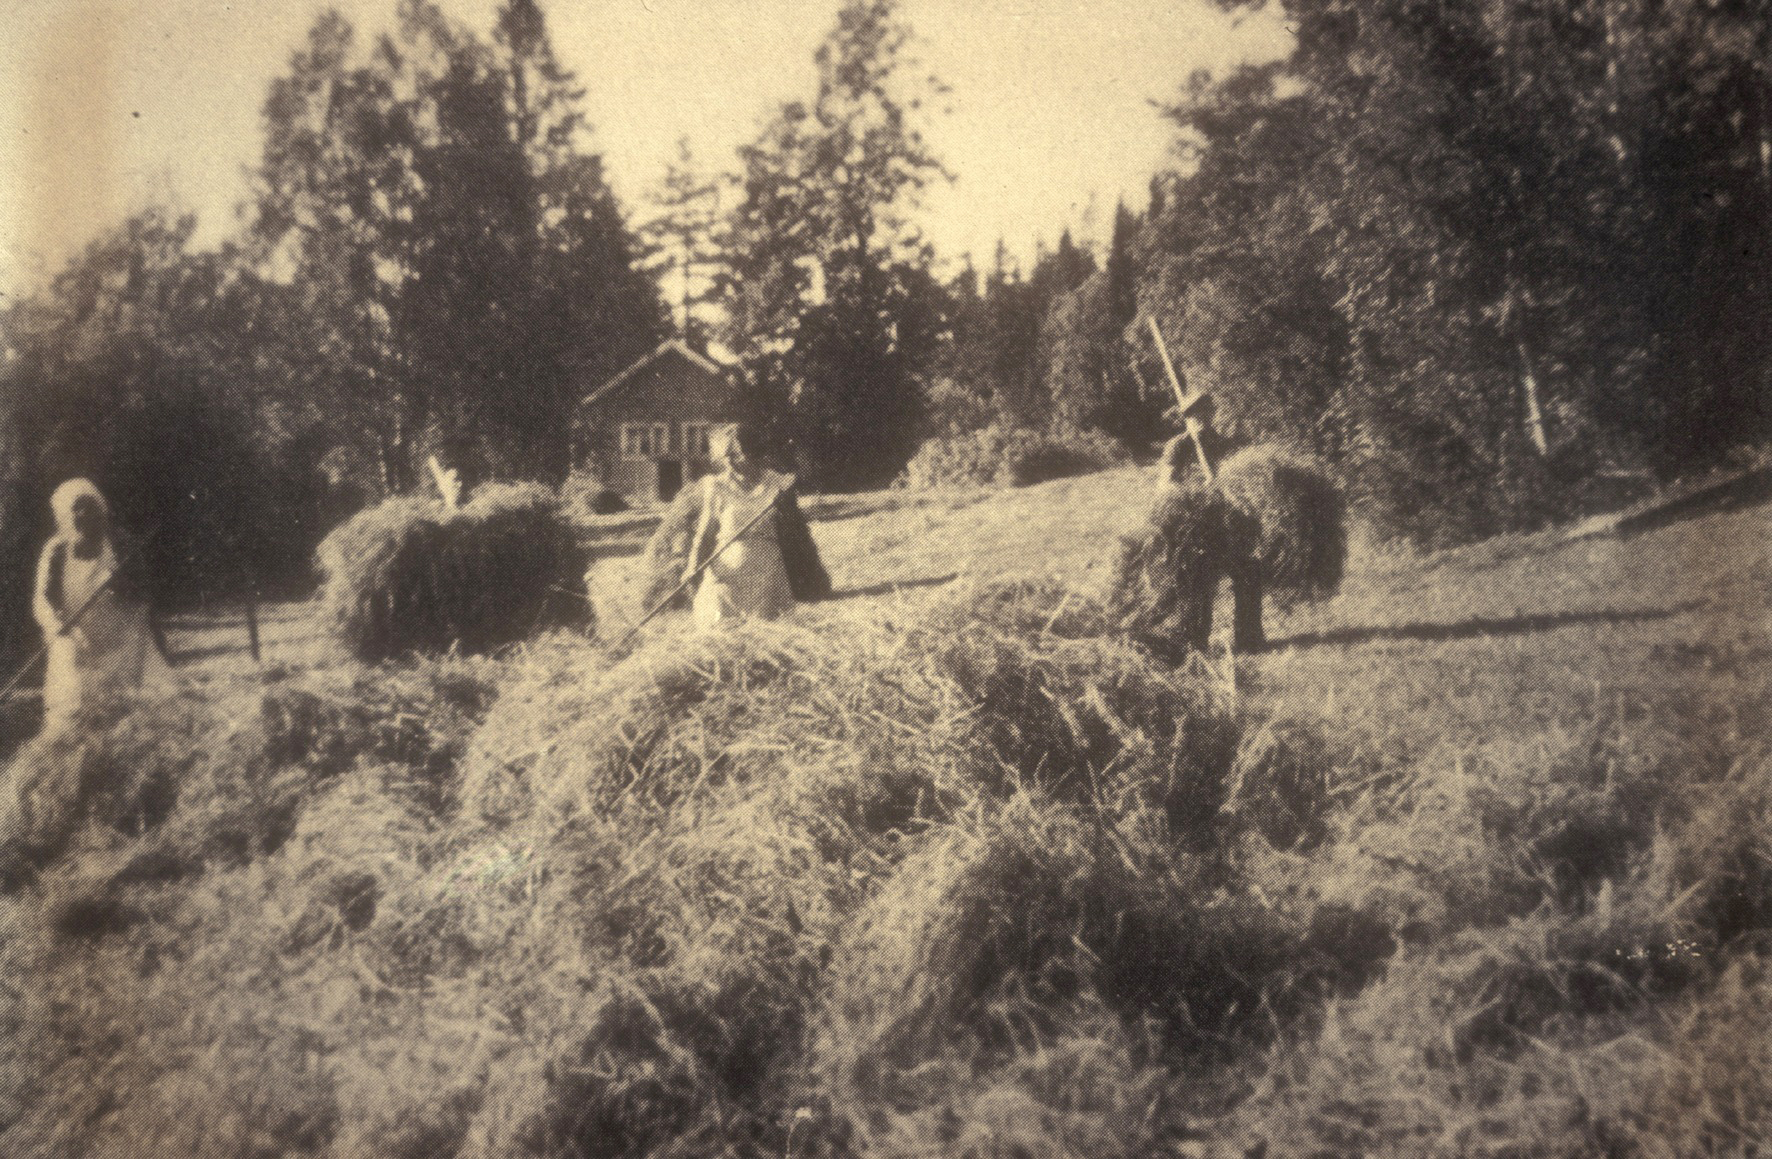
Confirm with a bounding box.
[682,422,713,460]
[621,422,671,460]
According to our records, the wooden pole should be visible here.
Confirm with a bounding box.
[245,589,262,664]
[0,561,128,701]
[616,483,790,649]
[1145,316,1215,482]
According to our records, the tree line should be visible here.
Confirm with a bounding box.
[1133,0,1770,544]
[2,0,1767,665]
[913,0,1768,544]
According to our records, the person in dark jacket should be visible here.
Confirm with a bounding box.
[1154,391,1236,489]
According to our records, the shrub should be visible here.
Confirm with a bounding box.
[898,423,1126,490]
[315,482,591,662]
[1001,424,1128,487]
[560,469,627,517]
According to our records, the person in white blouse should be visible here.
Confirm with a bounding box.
[32,478,170,731]
[683,425,830,628]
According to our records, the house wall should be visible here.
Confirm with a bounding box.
[574,353,739,505]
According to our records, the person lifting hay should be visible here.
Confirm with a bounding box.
[1112,372,1346,663]
[650,423,830,631]
[1154,390,1235,491]
[31,478,172,732]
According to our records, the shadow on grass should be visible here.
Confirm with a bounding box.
[1270,599,1708,651]
[828,573,961,602]
[1616,465,1772,537]
[170,641,259,664]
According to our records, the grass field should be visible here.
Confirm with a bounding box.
[2,464,1768,1158]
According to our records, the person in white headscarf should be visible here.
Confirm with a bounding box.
[684,424,829,628]
[32,478,170,731]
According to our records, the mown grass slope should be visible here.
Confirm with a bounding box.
[1,464,1767,1158]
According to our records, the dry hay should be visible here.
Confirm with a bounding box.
[316,482,591,663]
[0,577,1367,1159]
[439,578,1261,1156]
[635,482,706,616]
[1108,483,1260,664]
[1214,444,1346,607]
[808,781,1391,1159]
[9,468,1764,1159]
[0,660,496,883]
[1109,445,1345,662]
[0,657,501,1159]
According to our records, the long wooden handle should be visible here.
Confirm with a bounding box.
[1145,317,1215,482]
[616,489,783,648]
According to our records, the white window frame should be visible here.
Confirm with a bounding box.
[681,421,713,460]
[621,422,671,460]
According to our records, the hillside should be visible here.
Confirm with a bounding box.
[2,465,1768,1158]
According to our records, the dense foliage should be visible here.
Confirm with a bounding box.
[721,0,951,490]
[249,0,666,492]
[0,0,663,661]
[924,0,1769,542]
[1134,0,1772,542]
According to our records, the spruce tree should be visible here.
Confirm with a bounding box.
[723,0,950,489]
[249,0,663,491]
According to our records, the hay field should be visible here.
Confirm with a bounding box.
[2,465,1769,1158]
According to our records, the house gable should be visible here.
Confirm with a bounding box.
[573,340,740,504]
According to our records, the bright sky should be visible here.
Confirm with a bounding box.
[0,0,1292,296]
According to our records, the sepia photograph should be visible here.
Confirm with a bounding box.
[1,0,1768,1155]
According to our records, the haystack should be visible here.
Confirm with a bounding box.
[635,482,706,614]
[451,578,1249,1157]
[317,482,591,662]
[1214,445,1347,607]
[1110,444,1344,661]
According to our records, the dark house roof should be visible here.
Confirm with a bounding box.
[579,340,729,410]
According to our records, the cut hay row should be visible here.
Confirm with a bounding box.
[437,578,1295,1157]
[3,578,1305,1158]
[2,526,1768,1159]
[316,482,591,663]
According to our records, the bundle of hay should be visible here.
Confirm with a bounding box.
[635,482,707,614]
[1109,483,1259,664]
[317,482,591,663]
[1109,445,1344,661]
[1214,445,1347,606]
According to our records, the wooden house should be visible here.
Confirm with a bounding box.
[572,340,740,504]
